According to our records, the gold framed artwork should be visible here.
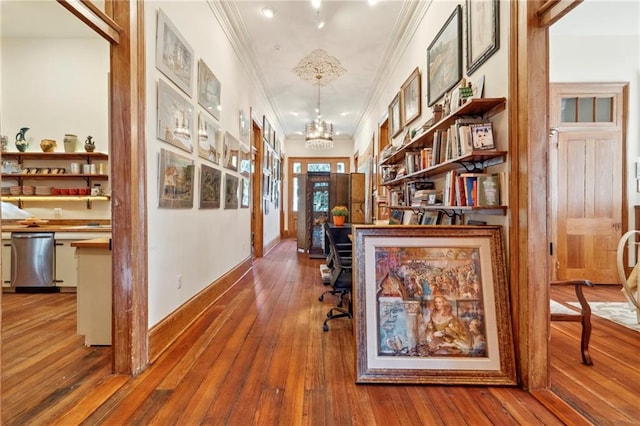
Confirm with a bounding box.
[353,225,516,385]
[401,67,421,127]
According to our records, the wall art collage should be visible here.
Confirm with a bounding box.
[155,8,249,210]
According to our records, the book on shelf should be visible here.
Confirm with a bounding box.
[477,173,501,206]
[457,172,502,207]
[455,118,487,156]
[470,122,495,150]
[389,209,404,225]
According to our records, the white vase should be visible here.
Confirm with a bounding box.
[63,134,78,152]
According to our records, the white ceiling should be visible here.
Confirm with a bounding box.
[3,0,636,143]
[213,0,422,141]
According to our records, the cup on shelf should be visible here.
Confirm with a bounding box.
[69,188,79,195]
[78,188,89,195]
[82,164,92,174]
[70,163,81,174]
[59,188,69,196]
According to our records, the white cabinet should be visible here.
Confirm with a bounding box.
[2,237,11,287]
[54,239,78,287]
[73,239,111,345]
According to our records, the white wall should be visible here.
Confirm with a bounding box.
[0,37,110,220]
[145,1,278,326]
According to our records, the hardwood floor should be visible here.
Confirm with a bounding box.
[1,239,638,424]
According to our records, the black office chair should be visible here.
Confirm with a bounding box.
[320,225,353,331]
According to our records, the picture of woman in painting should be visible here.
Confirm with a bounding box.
[424,295,470,355]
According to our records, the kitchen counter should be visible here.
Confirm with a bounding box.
[2,225,111,233]
[70,237,111,249]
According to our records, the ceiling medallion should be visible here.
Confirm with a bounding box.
[292,49,346,87]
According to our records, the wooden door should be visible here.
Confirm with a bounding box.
[550,83,627,284]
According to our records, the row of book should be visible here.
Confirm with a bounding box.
[403,119,496,173]
[442,171,503,207]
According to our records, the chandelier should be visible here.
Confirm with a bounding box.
[305,78,334,150]
[292,49,346,150]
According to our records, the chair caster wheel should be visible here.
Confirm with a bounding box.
[323,324,329,332]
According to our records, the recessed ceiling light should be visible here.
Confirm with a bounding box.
[368,0,378,6]
[317,21,325,29]
[311,0,322,10]
[340,112,349,116]
[262,7,274,18]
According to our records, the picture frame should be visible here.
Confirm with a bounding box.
[352,225,516,385]
[262,115,272,147]
[420,210,440,225]
[223,131,240,171]
[158,148,194,209]
[197,59,221,120]
[199,163,221,209]
[466,0,500,76]
[427,5,462,106]
[239,109,250,143]
[155,9,194,97]
[197,112,222,164]
[224,173,239,209]
[241,178,250,208]
[401,67,421,127]
[157,79,194,153]
[239,143,251,177]
[388,92,402,138]
[470,122,495,150]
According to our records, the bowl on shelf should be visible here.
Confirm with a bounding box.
[18,218,50,227]
[22,185,35,195]
[9,186,21,195]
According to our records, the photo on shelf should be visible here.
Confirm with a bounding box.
[470,122,495,150]
[420,210,440,225]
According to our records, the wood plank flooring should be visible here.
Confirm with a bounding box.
[1,239,638,424]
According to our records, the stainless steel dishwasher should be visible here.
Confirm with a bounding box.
[10,232,56,290]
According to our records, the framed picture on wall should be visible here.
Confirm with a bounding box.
[352,225,516,385]
[224,173,239,209]
[197,112,222,164]
[466,0,500,75]
[155,9,194,97]
[197,59,221,119]
[157,79,194,153]
[199,163,221,209]
[427,5,462,106]
[158,148,194,209]
[388,92,402,138]
[401,67,421,127]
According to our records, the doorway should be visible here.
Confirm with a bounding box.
[549,83,627,284]
[287,157,349,239]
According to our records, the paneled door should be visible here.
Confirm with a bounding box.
[549,83,627,284]
[287,157,349,240]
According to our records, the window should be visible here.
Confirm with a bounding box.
[561,96,613,123]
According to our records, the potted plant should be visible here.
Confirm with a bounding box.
[331,205,349,226]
